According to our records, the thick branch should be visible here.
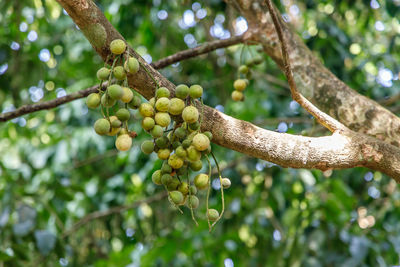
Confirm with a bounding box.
[49,0,400,180]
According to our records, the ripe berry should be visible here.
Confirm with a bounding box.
[194,173,209,190]
[115,134,132,151]
[152,170,162,185]
[139,103,155,117]
[113,66,126,80]
[94,118,110,135]
[187,195,199,209]
[120,87,133,103]
[170,191,184,205]
[189,84,203,98]
[141,117,155,131]
[108,116,121,136]
[168,98,185,115]
[128,95,141,109]
[155,112,171,127]
[238,65,249,74]
[141,140,154,154]
[168,154,184,169]
[110,39,126,55]
[221,178,231,189]
[155,97,170,112]
[97,67,110,80]
[192,133,210,151]
[207,209,219,222]
[156,87,170,98]
[175,84,189,99]
[231,90,244,101]
[233,79,247,91]
[124,57,139,74]
[108,84,124,100]
[182,106,199,123]
[150,125,163,138]
[157,148,170,160]
[101,94,116,107]
[86,93,101,109]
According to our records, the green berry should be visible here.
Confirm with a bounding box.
[156,87,170,98]
[194,173,209,190]
[238,65,249,74]
[231,90,244,101]
[178,182,189,195]
[203,131,213,140]
[182,139,192,149]
[175,84,189,99]
[189,121,200,131]
[168,98,185,115]
[113,66,126,80]
[115,134,132,151]
[150,125,163,138]
[161,174,173,185]
[155,97,170,112]
[149,97,156,107]
[172,141,181,150]
[94,118,110,135]
[192,133,210,151]
[155,112,171,127]
[168,154,184,169]
[221,178,231,189]
[207,209,219,221]
[152,170,162,185]
[107,116,121,136]
[101,94,116,107]
[141,117,155,131]
[141,140,154,154]
[116,108,130,121]
[157,148,170,160]
[111,118,122,128]
[108,84,124,100]
[189,160,202,171]
[161,162,172,173]
[189,185,197,195]
[155,136,169,149]
[86,93,101,109]
[175,146,187,158]
[189,84,203,98]
[170,191,184,205]
[97,67,110,80]
[121,87,134,103]
[167,179,180,192]
[110,39,126,55]
[139,103,155,117]
[182,106,199,123]
[187,195,199,209]
[187,146,201,162]
[174,127,187,140]
[124,57,139,74]
[128,95,141,109]
[233,79,247,91]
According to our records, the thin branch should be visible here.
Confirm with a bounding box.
[265,0,347,133]
[0,36,247,122]
[62,191,167,238]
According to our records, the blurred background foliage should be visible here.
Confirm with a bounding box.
[0,0,400,266]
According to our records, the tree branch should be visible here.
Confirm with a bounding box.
[0,35,246,122]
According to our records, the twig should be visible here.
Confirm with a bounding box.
[265,0,347,133]
[0,36,246,122]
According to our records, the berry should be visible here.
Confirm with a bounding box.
[175,84,189,99]
[189,185,197,195]
[168,98,185,115]
[168,154,184,169]
[189,84,203,98]
[149,97,156,107]
[111,118,122,128]
[94,118,111,135]
[116,108,130,121]
[182,139,192,149]
[174,127,187,140]
[155,136,169,148]
[170,191,184,205]
[124,57,139,74]
[141,140,154,154]
[187,195,199,209]
[233,79,247,91]
[231,90,244,101]
[187,146,201,162]
[113,66,126,80]
[155,112,171,127]
[97,67,110,80]
[108,84,124,100]
[128,95,141,109]
[139,103,155,117]
[152,170,162,185]
[188,121,200,131]
[101,94,116,107]
[161,162,172,173]
[121,87,134,103]
[194,173,209,190]
[115,134,132,151]
[157,148,170,160]
[107,116,121,136]
[156,87,170,98]
[192,133,210,151]
[182,106,199,123]
[110,39,126,55]
[175,146,187,158]
[207,209,219,221]
[189,160,202,171]
[221,178,231,189]
[238,65,249,74]
[167,179,180,192]
[141,117,155,131]
[155,97,170,112]
[150,125,163,138]
[161,174,173,185]
[203,131,213,140]
[86,93,101,109]
[172,141,181,150]
[178,182,189,195]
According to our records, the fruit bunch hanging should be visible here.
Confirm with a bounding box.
[85,39,230,229]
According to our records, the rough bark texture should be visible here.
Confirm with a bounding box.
[54,0,400,181]
[235,0,400,147]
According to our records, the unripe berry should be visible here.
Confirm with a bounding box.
[172,141,181,150]
[115,134,132,151]
[110,118,122,128]
[113,66,126,80]
[189,121,200,131]
[141,117,155,131]
[107,116,121,136]
[170,191,184,205]
[150,125,163,138]
[110,39,126,55]
[149,97,155,107]
[97,67,110,80]
[168,154,184,169]
[157,148,170,160]
[155,136,169,149]
[94,118,110,135]
[139,103,155,117]
[238,65,249,74]
[115,108,129,121]
[182,106,199,123]
[233,79,247,91]
[101,94,116,107]
[155,112,171,127]
[121,87,133,103]
[161,162,172,173]
[189,160,202,171]
[108,84,124,100]
[152,170,162,185]
[128,95,141,109]
[203,131,213,140]
[175,84,189,99]
[178,182,189,195]
[221,178,231,189]
[187,146,201,162]
[174,127,187,140]
[207,209,219,221]
[192,133,210,151]
[187,195,199,209]
[231,90,244,101]
[167,179,180,192]
[155,97,170,112]
[156,87,170,98]
[161,174,173,185]
[124,57,139,74]
[189,185,197,195]
[194,173,209,190]
[175,146,187,158]
[141,140,154,154]
[168,98,185,115]
[86,93,101,109]
[182,139,192,149]
[189,84,203,98]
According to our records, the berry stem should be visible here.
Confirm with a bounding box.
[186,170,199,226]
[205,154,212,231]
[210,151,225,228]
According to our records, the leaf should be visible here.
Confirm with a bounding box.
[34,230,57,256]
[12,204,37,237]
[0,206,10,228]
